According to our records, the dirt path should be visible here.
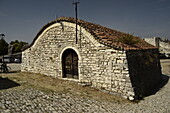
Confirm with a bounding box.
[7,63,21,72]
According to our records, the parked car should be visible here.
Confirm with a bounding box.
[4,58,10,63]
[14,58,21,63]
[165,53,170,58]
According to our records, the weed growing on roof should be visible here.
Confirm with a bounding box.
[117,33,140,46]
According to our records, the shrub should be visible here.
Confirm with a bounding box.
[117,33,139,46]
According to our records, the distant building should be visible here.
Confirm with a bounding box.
[144,37,170,55]
[22,17,162,100]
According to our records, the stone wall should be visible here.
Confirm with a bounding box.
[22,22,135,100]
[126,49,162,99]
[92,48,135,99]
[159,41,170,53]
[22,22,100,80]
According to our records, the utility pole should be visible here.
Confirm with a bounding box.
[73,1,79,44]
[0,34,5,63]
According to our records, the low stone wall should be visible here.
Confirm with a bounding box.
[126,49,162,99]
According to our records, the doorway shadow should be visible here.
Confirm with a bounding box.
[0,78,20,90]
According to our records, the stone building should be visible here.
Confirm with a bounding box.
[144,37,170,56]
[22,17,162,100]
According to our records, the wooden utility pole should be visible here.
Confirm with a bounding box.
[73,1,79,44]
[0,34,5,63]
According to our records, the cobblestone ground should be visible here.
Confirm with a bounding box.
[0,60,170,113]
[0,84,170,113]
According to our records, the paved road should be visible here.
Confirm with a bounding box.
[7,63,21,72]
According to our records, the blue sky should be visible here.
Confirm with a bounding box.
[0,0,170,43]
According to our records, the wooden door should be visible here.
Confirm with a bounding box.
[62,49,78,79]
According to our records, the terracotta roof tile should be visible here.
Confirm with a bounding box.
[27,17,157,51]
[60,17,157,50]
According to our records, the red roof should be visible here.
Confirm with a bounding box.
[28,17,157,51]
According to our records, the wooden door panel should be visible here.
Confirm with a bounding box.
[62,49,78,79]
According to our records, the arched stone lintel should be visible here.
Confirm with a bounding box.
[59,46,82,61]
[32,21,104,48]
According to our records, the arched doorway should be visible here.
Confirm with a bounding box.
[62,49,79,79]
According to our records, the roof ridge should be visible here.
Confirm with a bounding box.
[24,17,157,51]
[55,17,156,50]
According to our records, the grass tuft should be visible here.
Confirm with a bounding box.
[117,33,140,46]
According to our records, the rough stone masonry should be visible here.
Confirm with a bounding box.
[21,17,162,100]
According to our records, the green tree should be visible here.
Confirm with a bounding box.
[10,40,28,53]
[0,38,9,55]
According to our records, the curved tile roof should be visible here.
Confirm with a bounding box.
[27,17,157,51]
